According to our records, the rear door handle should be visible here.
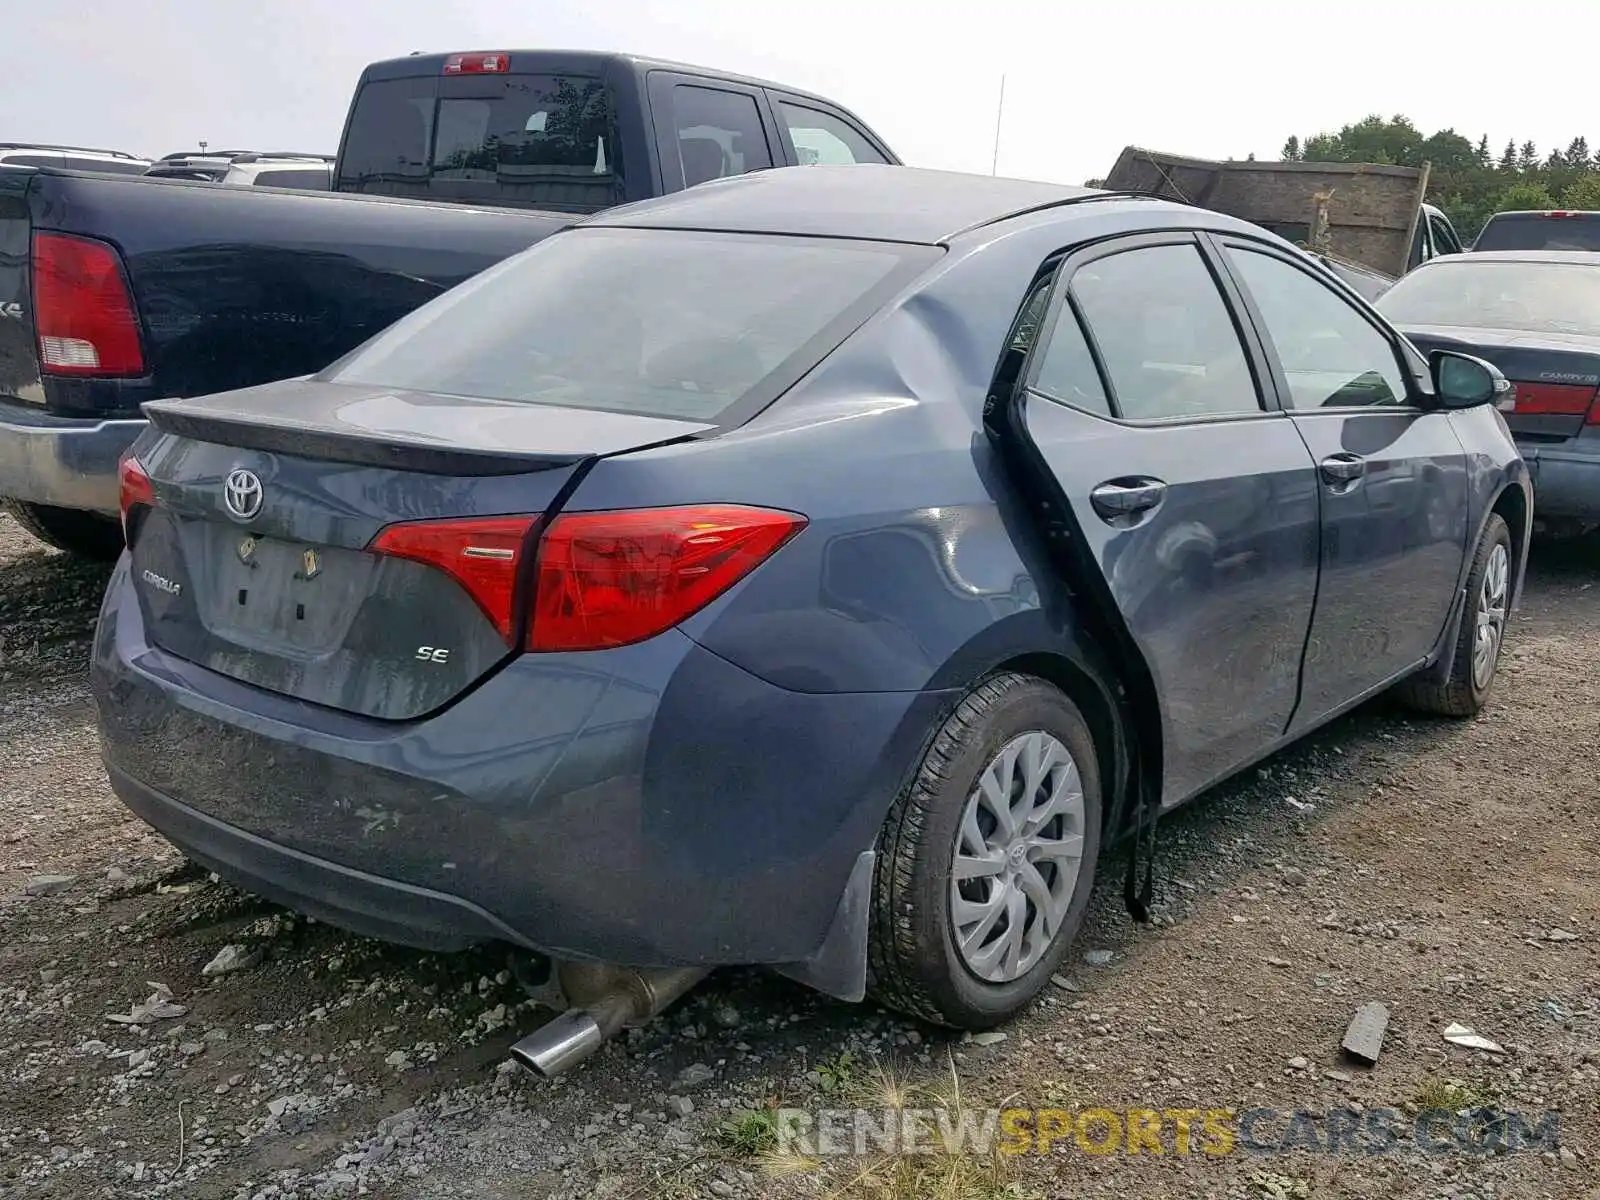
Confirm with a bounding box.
[1089,479,1167,522]
[1319,454,1366,485]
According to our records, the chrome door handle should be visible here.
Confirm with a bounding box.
[1090,479,1167,522]
[1319,454,1365,485]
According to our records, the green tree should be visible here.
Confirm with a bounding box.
[1561,174,1600,209]
[1496,180,1557,211]
[1276,117,1600,241]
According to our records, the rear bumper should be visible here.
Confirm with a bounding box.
[92,557,949,968]
[1522,441,1600,521]
[0,398,145,514]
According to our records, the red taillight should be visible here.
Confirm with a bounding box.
[118,455,154,542]
[443,52,510,74]
[528,505,806,652]
[32,232,145,377]
[367,504,805,652]
[369,515,538,643]
[1587,389,1600,425]
[1508,381,1596,416]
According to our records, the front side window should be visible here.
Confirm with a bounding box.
[1069,244,1262,421]
[776,102,889,166]
[1430,214,1462,256]
[1227,247,1409,408]
[322,228,932,423]
[671,86,773,187]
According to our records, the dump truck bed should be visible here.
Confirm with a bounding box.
[1105,147,1432,279]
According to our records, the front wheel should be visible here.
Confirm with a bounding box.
[866,673,1103,1029]
[1397,513,1512,717]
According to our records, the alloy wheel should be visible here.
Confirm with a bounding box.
[949,731,1086,983]
[1472,542,1510,690]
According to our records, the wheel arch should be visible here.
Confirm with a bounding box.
[1415,476,1529,687]
[1489,478,1531,609]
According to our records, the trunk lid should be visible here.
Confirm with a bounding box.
[1399,323,1600,441]
[129,379,709,720]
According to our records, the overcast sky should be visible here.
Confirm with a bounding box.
[7,0,1596,184]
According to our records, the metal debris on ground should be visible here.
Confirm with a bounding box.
[106,982,187,1025]
[1341,1002,1389,1065]
[1442,1022,1505,1054]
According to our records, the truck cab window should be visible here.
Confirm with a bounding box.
[776,103,889,166]
[339,73,624,211]
[671,86,773,187]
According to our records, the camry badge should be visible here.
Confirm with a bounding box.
[223,467,263,522]
[302,548,321,580]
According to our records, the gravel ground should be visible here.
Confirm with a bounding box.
[1,509,1596,1200]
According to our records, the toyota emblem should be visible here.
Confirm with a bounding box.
[223,468,264,522]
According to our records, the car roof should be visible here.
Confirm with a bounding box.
[0,142,144,160]
[361,48,844,106]
[1430,250,1600,265]
[585,164,1190,245]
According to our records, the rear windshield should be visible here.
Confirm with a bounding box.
[336,72,624,212]
[321,228,934,422]
[1473,212,1600,252]
[1376,259,1600,336]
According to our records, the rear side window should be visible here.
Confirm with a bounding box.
[251,168,329,189]
[1069,245,1261,421]
[1474,212,1600,251]
[337,73,624,211]
[1031,303,1112,417]
[322,228,934,423]
[776,102,889,166]
[671,86,773,186]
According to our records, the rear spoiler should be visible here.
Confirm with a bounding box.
[142,400,589,476]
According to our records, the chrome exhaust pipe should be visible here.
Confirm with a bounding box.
[509,1009,606,1077]
[509,963,708,1077]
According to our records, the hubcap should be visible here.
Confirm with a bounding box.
[1472,543,1509,690]
[950,731,1086,984]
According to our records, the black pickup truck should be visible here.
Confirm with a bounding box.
[0,49,899,557]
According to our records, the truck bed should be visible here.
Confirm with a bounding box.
[0,168,567,421]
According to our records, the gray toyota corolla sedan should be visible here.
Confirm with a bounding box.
[92,165,1530,1073]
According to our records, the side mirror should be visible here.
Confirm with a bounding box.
[1428,349,1511,410]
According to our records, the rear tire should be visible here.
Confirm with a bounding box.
[1397,513,1512,717]
[866,673,1102,1029]
[2,500,124,562]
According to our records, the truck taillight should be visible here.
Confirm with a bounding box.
[443,52,510,75]
[32,232,145,377]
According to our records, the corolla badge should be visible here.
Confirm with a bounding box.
[223,468,263,522]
